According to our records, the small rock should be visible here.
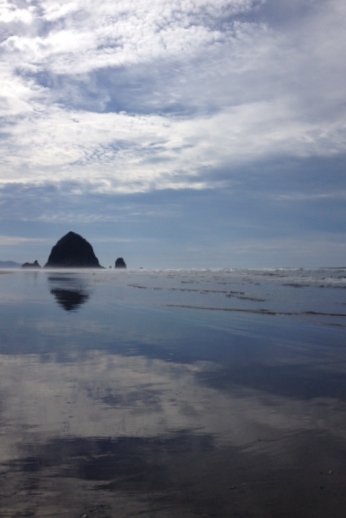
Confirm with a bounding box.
[115,257,126,268]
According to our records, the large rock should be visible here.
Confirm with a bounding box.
[45,231,101,268]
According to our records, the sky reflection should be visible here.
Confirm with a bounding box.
[0,270,345,516]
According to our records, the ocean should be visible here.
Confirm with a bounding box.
[0,267,345,517]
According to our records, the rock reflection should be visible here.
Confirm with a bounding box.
[50,287,89,311]
[48,275,90,311]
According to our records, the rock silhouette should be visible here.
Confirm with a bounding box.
[115,257,126,268]
[22,260,41,268]
[45,232,101,268]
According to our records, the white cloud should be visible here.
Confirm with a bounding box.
[0,2,36,24]
[272,192,346,202]
[41,1,80,22]
[1,97,344,194]
[0,235,48,246]
[0,0,345,195]
[2,0,259,75]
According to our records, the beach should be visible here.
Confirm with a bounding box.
[0,268,345,517]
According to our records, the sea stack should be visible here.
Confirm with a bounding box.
[115,257,126,268]
[21,260,41,268]
[45,231,101,268]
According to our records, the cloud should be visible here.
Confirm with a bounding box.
[0,0,345,227]
[0,2,36,24]
[0,235,48,246]
[2,0,259,75]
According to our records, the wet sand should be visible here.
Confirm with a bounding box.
[0,268,345,517]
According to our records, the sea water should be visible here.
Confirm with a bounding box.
[0,268,345,517]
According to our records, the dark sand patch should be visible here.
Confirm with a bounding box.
[164,304,346,318]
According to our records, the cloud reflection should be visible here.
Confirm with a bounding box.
[1,270,346,516]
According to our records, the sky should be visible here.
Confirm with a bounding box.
[0,0,345,269]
